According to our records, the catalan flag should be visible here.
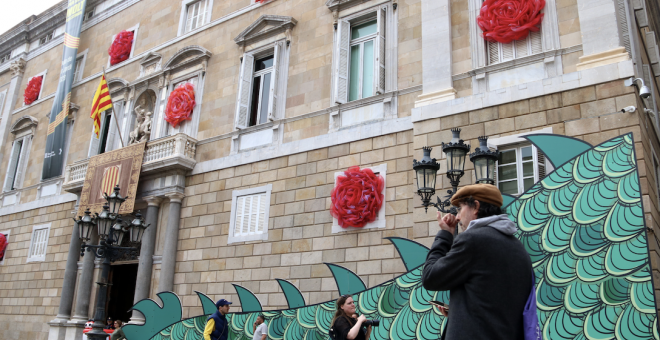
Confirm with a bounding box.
[90,75,113,137]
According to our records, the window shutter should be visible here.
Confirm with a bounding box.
[268,41,284,121]
[3,141,22,192]
[235,53,254,129]
[257,193,267,233]
[13,137,31,190]
[334,19,350,104]
[0,92,6,112]
[515,39,529,58]
[186,2,195,32]
[530,30,542,55]
[199,0,208,28]
[536,147,546,180]
[104,111,117,153]
[374,7,386,95]
[501,42,514,61]
[488,41,500,64]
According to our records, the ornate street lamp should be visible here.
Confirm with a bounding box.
[72,185,148,340]
[470,136,500,185]
[414,129,498,214]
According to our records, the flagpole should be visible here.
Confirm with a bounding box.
[102,67,125,148]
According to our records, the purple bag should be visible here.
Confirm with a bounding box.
[523,272,542,340]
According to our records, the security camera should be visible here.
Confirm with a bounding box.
[622,106,636,113]
[626,77,653,99]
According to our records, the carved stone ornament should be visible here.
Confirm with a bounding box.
[10,58,26,77]
[234,15,297,47]
[129,91,156,145]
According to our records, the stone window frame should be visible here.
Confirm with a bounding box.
[0,229,9,266]
[466,0,562,93]
[3,116,38,194]
[331,163,387,234]
[161,71,206,139]
[487,127,553,196]
[177,0,214,36]
[22,69,48,107]
[73,49,89,84]
[106,23,140,69]
[228,184,272,244]
[26,223,51,263]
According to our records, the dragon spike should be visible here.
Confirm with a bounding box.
[523,134,592,169]
[502,194,516,210]
[195,291,218,315]
[276,279,306,309]
[122,291,182,340]
[385,237,430,271]
[232,284,263,312]
[325,263,367,296]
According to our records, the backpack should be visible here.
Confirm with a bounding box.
[523,272,542,340]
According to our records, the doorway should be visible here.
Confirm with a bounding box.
[106,263,139,323]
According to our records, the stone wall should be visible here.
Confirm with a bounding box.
[0,202,75,340]
[172,132,418,318]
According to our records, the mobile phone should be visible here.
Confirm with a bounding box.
[429,300,448,309]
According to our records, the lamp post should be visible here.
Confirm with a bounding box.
[74,185,148,340]
[413,129,499,214]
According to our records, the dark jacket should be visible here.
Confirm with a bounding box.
[207,311,229,340]
[332,316,366,340]
[422,215,532,340]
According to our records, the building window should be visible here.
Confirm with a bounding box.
[496,144,546,196]
[83,8,95,22]
[27,224,51,263]
[185,0,208,33]
[74,55,85,82]
[39,32,54,46]
[98,111,113,154]
[228,184,272,244]
[3,136,32,192]
[0,53,10,64]
[235,40,287,129]
[488,31,542,65]
[334,6,386,104]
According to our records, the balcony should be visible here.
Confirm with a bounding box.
[63,133,197,193]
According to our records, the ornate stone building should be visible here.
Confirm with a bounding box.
[0,0,658,338]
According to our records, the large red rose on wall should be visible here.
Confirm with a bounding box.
[23,75,43,105]
[331,166,385,228]
[165,83,196,128]
[108,30,134,65]
[477,0,545,44]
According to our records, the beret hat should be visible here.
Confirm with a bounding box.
[450,183,503,207]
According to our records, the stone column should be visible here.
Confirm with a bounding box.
[158,193,184,293]
[129,196,162,324]
[575,0,629,70]
[415,0,455,108]
[0,58,26,166]
[53,220,82,322]
[69,228,99,324]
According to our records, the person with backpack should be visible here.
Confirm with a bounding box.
[422,184,533,340]
[328,295,372,340]
[203,299,232,340]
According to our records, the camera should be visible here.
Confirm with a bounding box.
[640,85,651,99]
[364,319,380,327]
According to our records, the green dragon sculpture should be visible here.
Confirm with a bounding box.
[123,133,659,340]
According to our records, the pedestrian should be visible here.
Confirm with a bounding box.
[422,184,533,340]
[329,295,372,340]
[111,320,126,340]
[105,317,115,330]
[252,315,267,340]
[203,298,232,340]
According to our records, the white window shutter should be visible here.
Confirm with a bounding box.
[515,39,529,58]
[488,41,500,64]
[236,53,254,129]
[530,30,542,55]
[374,7,386,95]
[334,19,350,104]
[268,41,284,121]
[104,111,117,153]
[0,92,6,113]
[186,3,195,32]
[501,42,514,61]
[13,136,31,190]
[257,193,267,233]
[4,141,22,192]
[200,0,208,27]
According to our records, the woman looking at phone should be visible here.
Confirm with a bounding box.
[330,295,372,340]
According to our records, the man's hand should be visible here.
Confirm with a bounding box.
[439,306,449,317]
[437,212,457,234]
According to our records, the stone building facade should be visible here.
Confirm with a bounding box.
[0,0,657,338]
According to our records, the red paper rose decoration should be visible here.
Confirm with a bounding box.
[477,0,545,44]
[165,83,195,128]
[0,233,6,261]
[331,166,384,228]
[108,30,134,65]
[23,75,43,105]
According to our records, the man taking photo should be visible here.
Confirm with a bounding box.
[204,299,232,340]
[422,184,532,340]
